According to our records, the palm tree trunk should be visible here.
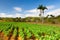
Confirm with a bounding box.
[42,10,44,24]
[40,10,44,24]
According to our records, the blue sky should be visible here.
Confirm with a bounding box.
[0,0,60,18]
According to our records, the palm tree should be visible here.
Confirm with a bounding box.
[37,5,47,23]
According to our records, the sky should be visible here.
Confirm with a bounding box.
[0,0,60,18]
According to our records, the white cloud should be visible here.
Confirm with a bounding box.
[14,7,22,12]
[0,8,60,18]
[46,9,60,16]
[0,13,13,17]
[25,8,40,13]
[15,13,25,18]
[25,8,40,17]
[25,13,39,17]
[47,5,55,10]
[26,9,37,13]
[0,13,25,18]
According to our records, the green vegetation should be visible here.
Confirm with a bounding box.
[0,22,60,40]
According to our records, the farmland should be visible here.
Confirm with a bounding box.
[0,22,60,40]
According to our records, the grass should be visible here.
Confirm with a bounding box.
[0,22,60,40]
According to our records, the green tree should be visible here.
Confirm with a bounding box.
[37,5,47,23]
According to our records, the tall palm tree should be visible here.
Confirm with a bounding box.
[37,5,47,23]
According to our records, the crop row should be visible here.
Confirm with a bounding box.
[0,22,60,40]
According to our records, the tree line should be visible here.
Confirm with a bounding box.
[0,15,60,24]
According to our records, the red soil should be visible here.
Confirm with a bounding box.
[0,32,22,40]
